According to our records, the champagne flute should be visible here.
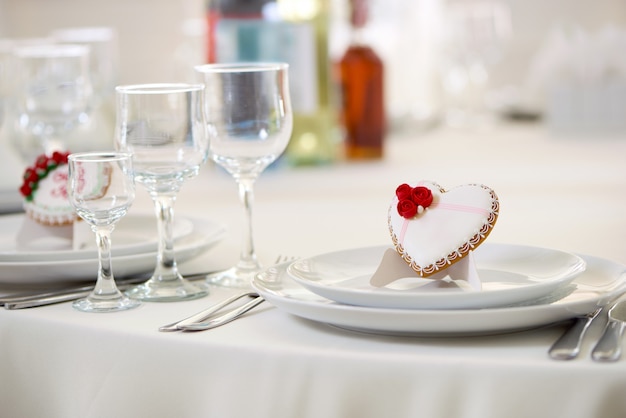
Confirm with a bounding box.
[195,62,292,288]
[115,83,209,301]
[67,152,141,312]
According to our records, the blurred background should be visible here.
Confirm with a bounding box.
[1,0,626,160]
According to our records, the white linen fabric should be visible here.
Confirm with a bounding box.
[1,123,626,418]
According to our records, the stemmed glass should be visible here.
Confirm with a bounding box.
[12,44,92,160]
[115,83,209,301]
[195,62,292,288]
[67,152,141,312]
[440,1,512,127]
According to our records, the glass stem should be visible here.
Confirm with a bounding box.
[237,177,260,272]
[92,224,120,297]
[151,192,181,282]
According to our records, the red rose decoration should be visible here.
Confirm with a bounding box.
[19,184,32,197]
[397,199,417,218]
[396,183,413,201]
[23,168,38,183]
[35,154,49,170]
[411,186,433,208]
[395,183,434,219]
[51,151,69,164]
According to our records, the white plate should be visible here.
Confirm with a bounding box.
[0,213,194,262]
[287,244,586,309]
[253,253,626,336]
[0,216,226,285]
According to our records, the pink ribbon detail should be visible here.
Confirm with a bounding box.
[430,202,490,217]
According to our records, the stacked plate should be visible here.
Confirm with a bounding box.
[252,244,626,336]
[0,213,226,287]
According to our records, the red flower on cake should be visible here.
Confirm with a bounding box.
[411,186,433,208]
[35,155,49,170]
[19,151,71,201]
[395,183,434,219]
[395,184,413,201]
[397,199,418,218]
[23,168,39,183]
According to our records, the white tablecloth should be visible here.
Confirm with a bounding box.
[2,122,626,418]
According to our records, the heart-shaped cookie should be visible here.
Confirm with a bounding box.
[388,181,499,277]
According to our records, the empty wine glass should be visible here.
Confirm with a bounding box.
[68,152,141,312]
[195,62,292,288]
[51,26,119,108]
[12,43,93,159]
[440,0,512,127]
[115,83,209,301]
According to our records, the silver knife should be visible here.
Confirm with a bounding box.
[4,290,92,310]
[548,307,602,360]
[1,271,213,310]
[591,299,626,362]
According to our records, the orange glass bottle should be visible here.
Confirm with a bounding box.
[339,0,385,159]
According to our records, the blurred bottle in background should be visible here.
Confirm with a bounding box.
[338,0,385,159]
[206,0,339,166]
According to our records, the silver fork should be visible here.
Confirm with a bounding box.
[160,255,296,332]
[158,291,259,332]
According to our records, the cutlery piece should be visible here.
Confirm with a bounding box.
[1,284,97,306]
[592,300,626,362]
[159,292,258,332]
[549,307,602,360]
[4,290,93,310]
[176,296,265,332]
[2,271,213,309]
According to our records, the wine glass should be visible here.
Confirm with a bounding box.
[67,152,141,312]
[195,62,292,288]
[12,43,93,159]
[51,27,119,108]
[114,83,209,301]
[440,0,512,127]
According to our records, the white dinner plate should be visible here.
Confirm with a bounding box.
[252,251,626,336]
[0,213,194,262]
[286,244,586,309]
[0,216,226,285]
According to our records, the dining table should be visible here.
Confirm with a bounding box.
[1,120,626,418]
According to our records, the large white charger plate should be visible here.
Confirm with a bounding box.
[287,244,586,310]
[0,213,195,262]
[0,216,226,285]
[252,252,626,336]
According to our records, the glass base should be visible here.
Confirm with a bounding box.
[206,266,258,289]
[72,293,141,313]
[125,277,209,302]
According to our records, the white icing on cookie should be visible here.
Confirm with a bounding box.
[388,181,499,277]
[23,164,76,226]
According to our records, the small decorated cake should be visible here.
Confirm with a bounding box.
[387,181,499,278]
[19,151,75,226]
[16,151,89,250]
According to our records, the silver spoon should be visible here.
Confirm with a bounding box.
[591,299,626,362]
